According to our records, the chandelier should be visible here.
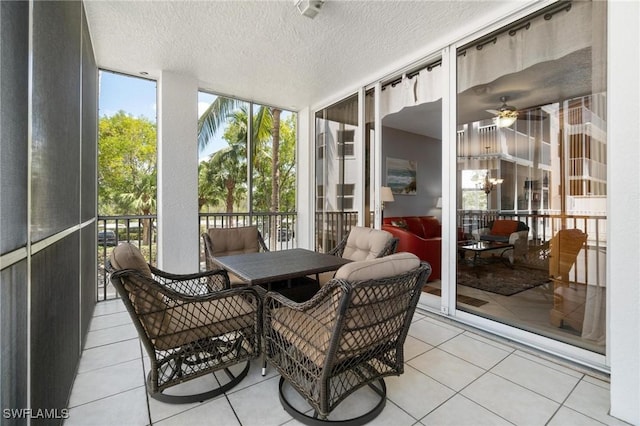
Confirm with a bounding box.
[481,172,503,195]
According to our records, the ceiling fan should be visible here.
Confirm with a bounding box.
[486,96,547,128]
[486,96,519,128]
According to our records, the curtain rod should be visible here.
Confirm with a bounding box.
[457,1,572,56]
[381,58,442,91]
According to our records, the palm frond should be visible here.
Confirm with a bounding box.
[197,97,242,151]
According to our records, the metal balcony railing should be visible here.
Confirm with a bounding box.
[97,212,298,301]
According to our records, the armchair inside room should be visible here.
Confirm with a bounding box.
[472,219,529,262]
[202,226,269,287]
[548,229,595,335]
[108,243,261,403]
[381,216,442,281]
[263,253,431,425]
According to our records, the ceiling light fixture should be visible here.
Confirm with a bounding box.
[492,96,518,128]
[295,0,324,19]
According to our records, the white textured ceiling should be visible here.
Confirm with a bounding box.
[83,0,521,111]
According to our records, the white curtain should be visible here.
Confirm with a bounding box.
[457,1,597,94]
[380,63,443,118]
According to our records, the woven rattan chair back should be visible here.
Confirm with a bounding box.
[109,243,261,404]
[202,226,269,288]
[264,253,430,425]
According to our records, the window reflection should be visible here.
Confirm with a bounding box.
[456,1,607,354]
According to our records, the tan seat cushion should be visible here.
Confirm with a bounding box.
[272,308,334,366]
[155,295,256,350]
[208,226,260,256]
[334,252,420,281]
[342,227,393,261]
[110,243,166,337]
[110,243,152,278]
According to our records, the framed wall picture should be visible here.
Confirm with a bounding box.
[386,157,417,195]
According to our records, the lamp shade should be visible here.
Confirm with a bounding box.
[436,197,442,208]
[381,186,395,203]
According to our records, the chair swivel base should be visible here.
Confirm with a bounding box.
[148,360,250,404]
[278,376,387,426]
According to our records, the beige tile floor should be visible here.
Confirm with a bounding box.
[65,299,626,426]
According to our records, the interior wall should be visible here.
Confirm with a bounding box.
[0,1,98,420]
[381,126,442,219]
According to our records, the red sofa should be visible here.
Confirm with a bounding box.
[382,216,442,281]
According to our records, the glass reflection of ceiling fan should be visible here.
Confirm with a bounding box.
[486,96,546,128]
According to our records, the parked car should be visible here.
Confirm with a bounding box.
[277,227,294,242]
[97,230,117,246]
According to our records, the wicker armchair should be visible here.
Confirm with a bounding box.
[202,226,269,287]
[108,243,261,403]
[264,252,431,425]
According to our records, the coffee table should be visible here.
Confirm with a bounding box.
[458,240,514,267]
[211,248,352,288]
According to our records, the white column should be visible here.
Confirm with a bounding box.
[296,107,313,249]
[157,71,199,273]
[609,1,640,424]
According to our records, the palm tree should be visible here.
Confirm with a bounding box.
[198,160,223,211]
[117,172,157,244]
[198,97,287,246]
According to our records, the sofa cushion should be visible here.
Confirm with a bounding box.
[420,216,441,238]
[404,217,426,238]
[390,219,408,229]
[490,220,519,236]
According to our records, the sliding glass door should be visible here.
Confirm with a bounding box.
[314,94,360,252]
[455,1,607,354]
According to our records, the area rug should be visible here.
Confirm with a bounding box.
[422,285,489,307]
[457,262,550,296]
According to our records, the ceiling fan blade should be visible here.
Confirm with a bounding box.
[517,110,547,120]
[485,109,499,115]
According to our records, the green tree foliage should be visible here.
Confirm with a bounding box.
[98,111,157,215]
[198,100,297,217]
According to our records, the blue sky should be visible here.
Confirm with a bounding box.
[99,71,225,161]
[98,71,294,162]
[99,71,157,123]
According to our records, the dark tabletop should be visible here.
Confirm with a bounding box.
[211,248,352,285]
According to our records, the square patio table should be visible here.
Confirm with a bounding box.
[211,248,352,288]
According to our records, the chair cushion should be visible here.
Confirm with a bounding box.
[208,226,260,256]
[155,295,256,350]
[342,227,393,261]
[480,234,509,243]
[272,308,334,366]
[110,243,152,278]
[110,243,165,338]
[490,220,519,236]
[335,252,420,281]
